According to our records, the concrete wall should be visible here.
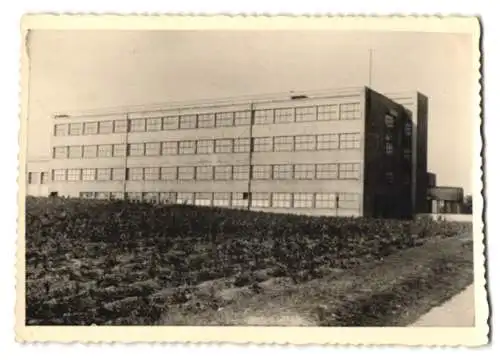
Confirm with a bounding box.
[386,91,429,215]
[363,89,412,219]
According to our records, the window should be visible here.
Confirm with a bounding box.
[404,148,412,160]
[254,109,274,125]
[233,166,249,180]
[385,114,395,128]
[162,141,178,155]
[294,164,315,180]
[160,167,177,180]
[293,193,314,208]
[95,192,110,200]
[127,192,142,203]
[296,106,316,122]
[69,123,82,136]
[197,139,214,154]
[216,112,233,127]
[143,192,159,203]
[234,138,250,153]
[145,142,161,156]
[163,116,179,130]
[28,172,37,184]
[178,166,195,180]
[98,121,113,134]
[339,133,361,149]
[317,105,338,121]
[82,168,96,181]
[144,167,160,181]
[83,145,97,158]
[215,139,233,153]
[66,169,80,181]
[177,192,194,205]
[197,113,215,128]
[232,192,249,208]
[98,144,113,158]
[252,165,272,180]
[273,164,293,180]
[52,169,66,181]
[271,193,292,208]
[179,114,197,129]
[404,122,412,136]
[84,122,98,135]
[315,193,337,209]
[274,108,294,123]
[112,168,125,180]
[295,135,316,151]
[385,171,394,184]
[128,168,143,181]
[338,163,360,179]
[317,134,339,150]
[385,142,394,155]
[252,193,270,208]
[40,172,48,184]
[128,143,144,156]
[196,166,213,180]
[113,120,128,133]
[316,164,338,179]
[68,146,82,158]
[54,124,68,136]
[53,146,67,159]
[274,136,294,152]
[214,166,232,180]
[253,137,273,152]
[113,144,126,157]
[96,168,111,181]
[195,192,212,206]
[338,193,359,209]
[340,103,361,120]
[179,140,196,155]
[146,117,162,132]
[130,119,145,132]
[110,192,125,200]
[80,192,95,199]
[159,192,176,204]
[234,111,251,126]
[213,193,231,207]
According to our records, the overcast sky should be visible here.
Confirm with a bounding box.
[26,30,476,194]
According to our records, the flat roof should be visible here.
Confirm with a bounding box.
[53,86,369,120]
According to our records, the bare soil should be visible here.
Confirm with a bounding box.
[160,235,473,326]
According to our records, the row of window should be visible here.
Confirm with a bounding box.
[52,133,361,159]
[53,103,362,136]
[79,191,360,210]
[51,163,361,182]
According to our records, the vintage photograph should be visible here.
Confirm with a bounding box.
[17,15,486,344]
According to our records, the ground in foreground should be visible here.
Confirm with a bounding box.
[25,197,473,326]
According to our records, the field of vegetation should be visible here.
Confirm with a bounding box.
[25,196,473,326]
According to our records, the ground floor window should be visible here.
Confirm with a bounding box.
[195,192,212,206]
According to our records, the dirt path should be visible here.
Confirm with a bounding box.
[161,234,473,326]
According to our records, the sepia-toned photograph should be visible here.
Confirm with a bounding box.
[17,15,487,345]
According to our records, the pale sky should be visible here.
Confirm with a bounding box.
[26,30,476,194]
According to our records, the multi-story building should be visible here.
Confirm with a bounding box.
[26,86,422,219]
